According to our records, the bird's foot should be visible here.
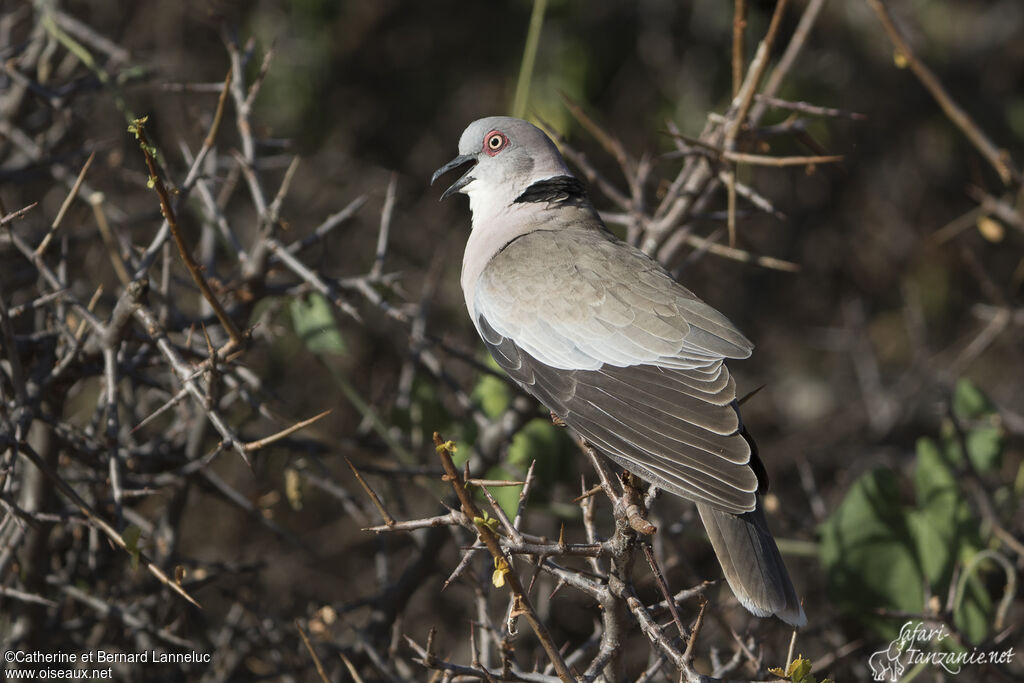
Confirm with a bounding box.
[620,472,656,535]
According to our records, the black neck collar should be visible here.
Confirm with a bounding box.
[513,175,588,204]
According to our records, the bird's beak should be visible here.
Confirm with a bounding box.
[431,154,477,200]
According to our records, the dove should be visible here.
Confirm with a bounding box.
[432,116,805,626]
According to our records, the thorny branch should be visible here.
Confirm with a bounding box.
[368,432,781,683]
[0,13,417,680]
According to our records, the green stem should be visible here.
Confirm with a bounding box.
[40,10,136,123]
[512,0,548,119]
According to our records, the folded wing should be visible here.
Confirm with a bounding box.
[474,226,761,514]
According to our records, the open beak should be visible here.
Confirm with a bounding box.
[431,154,477,200]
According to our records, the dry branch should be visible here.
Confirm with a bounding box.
[866,0,1021,186]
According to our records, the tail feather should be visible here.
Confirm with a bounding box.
[696,499,806,627]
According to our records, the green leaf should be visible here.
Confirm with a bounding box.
[911,438,976,601]
[290,293,346,355]
[953,378,992,420]
[404,378,457,444]
[823,380,1004,646]
[947,380,1003,472]
[127,115,149,137]
[472,510,500,532]
[914,438,957,508]
[820,469,924,618]
[122,525,142,571]
[906,509,953,587]
[507,418,574,488]
[769,654,831,683]
[787,655,812,680]
[473,372,511,419]
[507,418,560,469]
[965,426,1002,472]
[481,467,524,521]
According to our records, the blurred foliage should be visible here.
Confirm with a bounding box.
[473,358,577,517]
[290,292,347,355]
[820,379,1012,646]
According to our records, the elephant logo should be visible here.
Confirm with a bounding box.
[868,637,907,681]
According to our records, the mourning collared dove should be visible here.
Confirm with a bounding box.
[432,116,805,626]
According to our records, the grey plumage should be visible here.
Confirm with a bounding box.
[433,116,805,626]
[698,501,803,620]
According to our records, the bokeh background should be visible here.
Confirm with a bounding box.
[1,1,1022,681]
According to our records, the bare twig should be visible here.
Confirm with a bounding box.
[296,620,332,683]
[0,202,39,227]
[732,0,747,97]
[371,173,398,279]
[9,440,201,608]
[347,458,395,527]
[243,409,331,453]
[433,434,575,683]
[130,118,244,348]
[865,0,1021,186]
[35,151,94,256]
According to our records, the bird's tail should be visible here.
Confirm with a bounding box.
[696,500,806,627]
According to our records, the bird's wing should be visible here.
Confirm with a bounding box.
[475,226,752,371]
[474,226,759,514]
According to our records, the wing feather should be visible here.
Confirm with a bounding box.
[473,226,760,514]
[479,318,759,514]
[475,226,753,372]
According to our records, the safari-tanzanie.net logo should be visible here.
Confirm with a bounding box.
[868,621,1015,680]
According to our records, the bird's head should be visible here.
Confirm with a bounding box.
[431,117,572,217]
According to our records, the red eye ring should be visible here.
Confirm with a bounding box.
[483,130,508,156]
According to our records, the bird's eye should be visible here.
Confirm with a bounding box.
[483,130,508,156]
